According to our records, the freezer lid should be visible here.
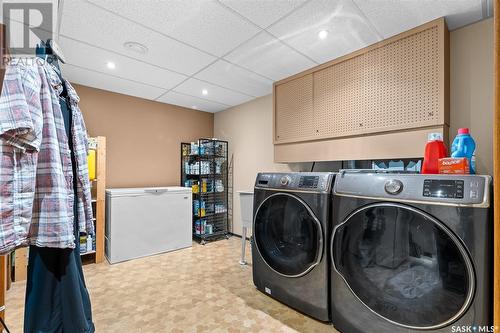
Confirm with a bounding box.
[106,187,192,197]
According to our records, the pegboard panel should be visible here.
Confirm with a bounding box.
[314,53,366,137]
[275,74,314,142]
[314,25,442,138]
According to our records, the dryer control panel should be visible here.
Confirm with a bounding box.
[255,172,334,193]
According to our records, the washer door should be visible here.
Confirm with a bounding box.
[254,193,323,278]
[331,203,474,330]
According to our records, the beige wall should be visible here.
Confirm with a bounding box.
[215,18,494,236]
[214,95,298,235]
[76,84,214,188]
[450,18,494,176]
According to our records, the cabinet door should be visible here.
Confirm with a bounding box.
[274,74,314,143]
[314,55,366,138]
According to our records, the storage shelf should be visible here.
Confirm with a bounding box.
[185,173,225,178]
[194,211,228,218]
[193,191,226,196]
[181,139,229,245]
[193,230,228,240]
[86,136,106,265]
[185,154,226,159]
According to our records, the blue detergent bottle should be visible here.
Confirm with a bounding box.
[451,128,476,174]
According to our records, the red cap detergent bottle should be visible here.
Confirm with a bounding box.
[422,133,447,174]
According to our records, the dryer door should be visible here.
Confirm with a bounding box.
[331,203,474,330]
[254,193,323,278]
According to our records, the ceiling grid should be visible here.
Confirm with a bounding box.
[57,0,492,112]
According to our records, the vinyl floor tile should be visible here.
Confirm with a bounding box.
[5,237,338,332]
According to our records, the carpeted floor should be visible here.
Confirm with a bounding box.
[5,237,338,332]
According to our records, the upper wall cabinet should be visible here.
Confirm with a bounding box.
[273,18,449,146]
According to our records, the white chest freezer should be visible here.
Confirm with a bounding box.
[105,187,192,264]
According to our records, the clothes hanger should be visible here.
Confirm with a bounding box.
[35,39,65,63]
[35,39,66,76]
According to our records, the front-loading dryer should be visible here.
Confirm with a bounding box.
[252,172,335,322]
[330,170,492,332]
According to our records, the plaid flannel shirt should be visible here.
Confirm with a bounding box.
[64,79,94,235]
[0,61,94,253]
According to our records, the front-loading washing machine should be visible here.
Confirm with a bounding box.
[330,170,492,332]
[252,172,335,322]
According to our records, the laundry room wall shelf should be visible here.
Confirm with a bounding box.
[181,139,229,245]
[11,248,28,282]
[82,136,106,264]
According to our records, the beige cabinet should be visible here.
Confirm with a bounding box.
[273,18,449,159]
[314,23,447,140]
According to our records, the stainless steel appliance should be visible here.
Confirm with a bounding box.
[330,170,492,332]
[252,172,335,321]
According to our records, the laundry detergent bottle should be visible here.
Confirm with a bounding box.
[451,128,476,174]
[422,133,447,174]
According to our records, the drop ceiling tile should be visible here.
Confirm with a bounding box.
[59,0,216,75]
[195,60,273,97]
[173,78,254,106]
[157,91,229,113]
[59,37,187,90]
[219,0,308,28]
[62,64,167,101]
[267,0,380,64]
[353,0,483,38]
[86,0,261,57]
[225,31,316,81]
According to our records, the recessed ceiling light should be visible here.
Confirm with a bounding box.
[106,61,116,70]
[318,30,329,40]
[202,89,208,96]
[123,41,149,55]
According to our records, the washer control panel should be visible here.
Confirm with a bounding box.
[423,179,464,199]
[334,171,491,207]
[255,173,333,193]
[298,176,319,189]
